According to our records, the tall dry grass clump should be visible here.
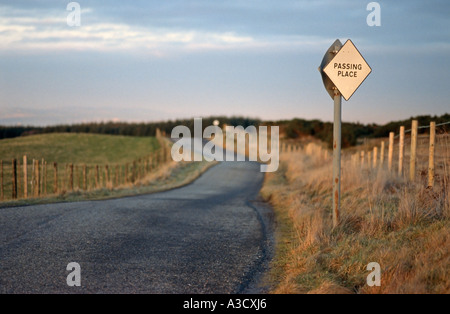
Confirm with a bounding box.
[262,136,449,294]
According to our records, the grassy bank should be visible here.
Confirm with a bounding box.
[0,133,217,207]
[0,159,217,208]
[261,143,449,294]
[0,133,160,164]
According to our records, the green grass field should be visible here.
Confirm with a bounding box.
[0,133,217,205]
[0,133,162,202]
[0,133,160,165]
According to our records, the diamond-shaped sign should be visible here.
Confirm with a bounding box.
[318,39,343,100]
[323,39,372,101]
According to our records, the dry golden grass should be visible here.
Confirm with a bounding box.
[262,134,449,294]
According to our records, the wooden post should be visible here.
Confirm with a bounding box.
[409,120,418,181]
[88,166,92,190]
[35,160,40,197]
[53,162,58,194]
[95,165,99,189]
[23,156,28,198]
[31,159,35,196]
[43,161,47,196]
[138,159,142,180]
[144,160,148,176]
[69,164,74,191]
[373,146,378,168]
[74,165,78,190]
[428,122,436,188]
[115,165,119,187]
[34,160,37,196]
[368,151,372,169]
[17,159,21,198]
[65,164,69,191]
[105,165,109,188]
[398,126,405,176]
[12,159,17,199]
[40,159,44,195]
[83,165,87,190]
[388,132,394,172]
[132,161,137,183]
[380,141,385,167]
[360,151,365,168]
[0,160,3,200]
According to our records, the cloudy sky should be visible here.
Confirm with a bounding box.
[0,0,449,126]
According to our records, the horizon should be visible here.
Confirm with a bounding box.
[1,1,450,126]
[2,112,449,129]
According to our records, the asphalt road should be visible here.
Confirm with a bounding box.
[0,160,274,294]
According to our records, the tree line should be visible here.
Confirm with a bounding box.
[1,114,448,149]
[0,116,259,140]
[268,113,449,148]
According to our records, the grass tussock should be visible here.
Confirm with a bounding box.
[261,139,449,294]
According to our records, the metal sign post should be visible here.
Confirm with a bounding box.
[332,88,341,228]
[318,39,371,228]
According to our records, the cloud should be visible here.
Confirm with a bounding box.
[0,4,335,55]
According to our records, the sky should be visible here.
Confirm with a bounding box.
[0,0,449,126]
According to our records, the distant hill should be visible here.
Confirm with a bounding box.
[0,116,259,141]
[1,114,448,149]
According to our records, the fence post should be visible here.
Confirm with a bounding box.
[40,159,44,194]
[12,159,17,199]
[35,160,40,197]
[17,159,21,198]
[69,164,74,191]
[360,151,365,168]
[373,147,378,168]
[105,165,109,188]
[23,156,28,198]
[83,165,87,190]
[54,162,58,194]
[428,122,436,188]
[409,120,418,181]
[43,161,47,196]
[398,126,405,176]
[74,165,78,190]
[115,165,119,187]
[0,160,3,200]
[380,141,385,168]
[132,161,137,183]
[95,165,99,189]
[388,132,394,172]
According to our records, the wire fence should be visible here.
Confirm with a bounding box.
[281,119,449,189]
[394,120,450,138]
[0,138,173,202]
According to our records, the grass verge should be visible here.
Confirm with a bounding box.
[261,149,449,294]
[0,159,217,208]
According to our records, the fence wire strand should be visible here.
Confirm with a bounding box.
[394,121,450,138]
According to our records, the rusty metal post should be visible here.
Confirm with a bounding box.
[332,89,341,228]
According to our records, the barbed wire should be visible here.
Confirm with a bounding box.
[394,120,450,138]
